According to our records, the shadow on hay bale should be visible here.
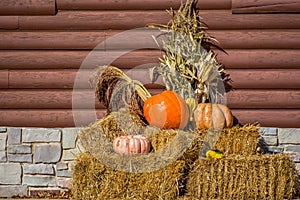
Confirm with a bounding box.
[187,154,299,200]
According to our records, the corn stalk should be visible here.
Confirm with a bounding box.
[148,0,229,105]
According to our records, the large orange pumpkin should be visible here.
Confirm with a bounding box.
[113,135,150,155]
[194,103,233,130]
[143,90,189,129]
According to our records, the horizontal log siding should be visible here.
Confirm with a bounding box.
[0,1,299,128]
[57,0,232,10]
[232,0,300,13]
[0,30,299,50]
[0,109,299,128]
[1,50,299,69]
[0,16,18,29]
[4,69,300,89]
[0,89,299,109]
[0,0,56,15]
[0,70,8,88]
[16,10,300,30]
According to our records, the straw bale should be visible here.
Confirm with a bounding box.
[80,108,261,165]
[187,154,299,200]
[76,109,266,200]
[215,124,261,155]
[72,152,186,200]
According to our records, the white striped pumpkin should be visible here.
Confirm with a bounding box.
[113,135,150,155]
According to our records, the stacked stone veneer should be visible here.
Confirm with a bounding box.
[260,127,300,173]
[0,126,299,197]
[0,127,82,197]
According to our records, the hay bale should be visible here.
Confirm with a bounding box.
[187,154,299,200]
[76,109,265,200]
[214,124,261,155]
[80,108,261,161]
[72,152,186,200]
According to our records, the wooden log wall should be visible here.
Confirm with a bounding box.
[0,0,299,128]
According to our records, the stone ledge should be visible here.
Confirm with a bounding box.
[23,129,61,143]
[0,185,27,198]
[56,162,68,171]
[260,127,278,136]
[56,170,72,178]
[23,175,56,187]
[8,154,32,163]
[23,164,54,175]
[62,128,80,149]
[8,144,31,154]
[33,144,61,163]
[261,135,278,146]
[62,149,80,161]
[0,134,6,151]
[278,128,300,144]
[0,163,21,184]
[7,128,21,145]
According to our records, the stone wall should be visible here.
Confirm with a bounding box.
[0,127,82,197]
[0,126,299,197]
[261,127,300,172]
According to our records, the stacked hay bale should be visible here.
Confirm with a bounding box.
[186,154,298,199]
[186,125,299,199]
[72,152,186,200]
[72,108,295,199]
[73,109,190,200]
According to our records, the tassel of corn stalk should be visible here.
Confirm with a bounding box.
[89,65,151,116]
[148,0,230,105]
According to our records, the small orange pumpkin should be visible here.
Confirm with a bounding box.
[113,135,150,155]
[194,103,233,130]
[143,90,189,129]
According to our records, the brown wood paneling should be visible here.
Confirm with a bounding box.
[0,109,106,127]
[0,50,89,69]
[1,89,299,109]
[228,69,300,89]
[1,30,299,50]
[232,109,300,128]
[57,0,231,10]
[0,30,160,50]
[1,50,299,69]
[18,10,300,30]
[201,10,300,29]
[217,49,300,69]
[8,69,88,89]
[18,11,170,30]
[0,108,299,128]
[209,30,300,50]
[0,31,107,50]
[0,16,18,29]
[0,89,98,109]
[232,0,300,13]
[0,0,56,15]
[0,1,299,129]
[0,50,162,69]
[0,70,8,88]
[227,89,300,109]
[7,69,300,89]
